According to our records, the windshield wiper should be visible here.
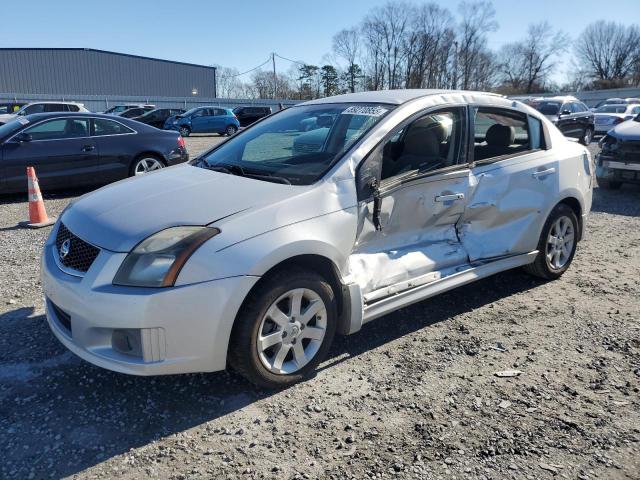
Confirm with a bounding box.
[200,162,291,185]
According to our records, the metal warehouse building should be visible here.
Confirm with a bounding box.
[0,48,217,98]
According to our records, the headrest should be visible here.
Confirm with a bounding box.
[403,127,439,157]
[485,124,514,147]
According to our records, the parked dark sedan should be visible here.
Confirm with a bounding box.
[529,96,594,145]
[0,112,188,194]
[133,108,186,129]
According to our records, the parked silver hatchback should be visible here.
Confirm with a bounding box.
[42,90,593,388]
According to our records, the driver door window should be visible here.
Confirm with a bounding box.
[380,109,463,181]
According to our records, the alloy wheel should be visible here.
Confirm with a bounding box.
[256,288,327,375]
[226,125,237,136]
[546,215,575,270]
[134,157,164,175]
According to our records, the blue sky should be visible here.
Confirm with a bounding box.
[1,0,639,83]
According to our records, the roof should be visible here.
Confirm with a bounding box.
[0,48,216,71]
[300,89,503,106]
[533,95,579,102]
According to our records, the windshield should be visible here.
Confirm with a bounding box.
[595,105,627,114]
[197,103,392,185]
[531,101,561,115]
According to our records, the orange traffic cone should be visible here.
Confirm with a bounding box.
[22,166,56,228]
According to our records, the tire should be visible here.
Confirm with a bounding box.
[225,125,238,136]
[130,155,165,177]
[580,127,593,146]
[524,203,579,280]
[598,178,622,190]
[228,268,337,389]
[179,126,191,137]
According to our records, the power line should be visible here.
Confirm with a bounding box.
[220,57,273,78]
[274,53,307,66]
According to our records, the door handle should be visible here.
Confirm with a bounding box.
[532,167,556,178]
[82,145,95,152]
[434,193,465,202]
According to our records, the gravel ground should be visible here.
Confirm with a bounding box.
[1,142,639,480]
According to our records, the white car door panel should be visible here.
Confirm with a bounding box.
[459,150,558,261]
[351,169,471,296]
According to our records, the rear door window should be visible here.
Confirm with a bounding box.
[473,108,532,162]
[92,118,135,136]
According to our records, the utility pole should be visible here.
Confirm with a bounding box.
[272,52,277,100]
[452,41,458,90]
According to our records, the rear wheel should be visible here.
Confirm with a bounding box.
[580,127,593,146]
[225,125,238,136]
[179,126,191,137]
[131,155,165,176]
[524,203,578,280]
[228,268,337,389]
[598,178,622,190]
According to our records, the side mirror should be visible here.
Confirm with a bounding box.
[14,132,32,143]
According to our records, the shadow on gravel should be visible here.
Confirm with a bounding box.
[0,269,544,479]
[591,185,640,217]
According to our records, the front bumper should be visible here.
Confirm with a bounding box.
[41,224,258,375]
[596,154,640,184]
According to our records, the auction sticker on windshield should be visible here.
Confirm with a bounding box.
[343,105,388,117]
[16,117,29,125]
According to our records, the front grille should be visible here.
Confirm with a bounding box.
[55,223,100,273]
[619,140,640,164]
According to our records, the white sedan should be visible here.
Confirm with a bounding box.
[42,90,593,388]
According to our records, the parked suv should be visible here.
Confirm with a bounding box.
[103,104,155,115]
[117,106,156,119]
[42,90,592,388]
[233,106,272,127]
[132,108,186,129]
[0,101,88,126]
[164,106,239,136]
[530,96,594,145]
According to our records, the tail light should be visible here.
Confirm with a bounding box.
[177,136,185,148]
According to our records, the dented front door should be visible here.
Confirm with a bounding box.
[350,169,472,297]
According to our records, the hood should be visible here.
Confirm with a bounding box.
[609,120,640,141]
[61,164,304,252]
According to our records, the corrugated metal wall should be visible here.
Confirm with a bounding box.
[0,48,217,97]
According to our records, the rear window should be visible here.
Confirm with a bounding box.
[595,105,627,114]
[531,101,561,116]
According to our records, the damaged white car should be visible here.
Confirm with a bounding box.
[42,90,593,388]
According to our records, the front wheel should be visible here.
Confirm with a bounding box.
[179,126,191,137]
[228,268,337,389]
[524,203,578,280]
[580,127,593,146]
[225,125,238,136]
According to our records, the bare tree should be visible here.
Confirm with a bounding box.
[499,22,569,93]
[404,3,455,89]
[215,66,245,98]
[455,1,498,90]
[575,21,640,87]
[251,70,293,99]
[333,28,360,92]
[362,2,412,89]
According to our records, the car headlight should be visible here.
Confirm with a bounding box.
[113,226,220,287]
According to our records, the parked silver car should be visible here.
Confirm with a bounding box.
[42,90,593,388]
